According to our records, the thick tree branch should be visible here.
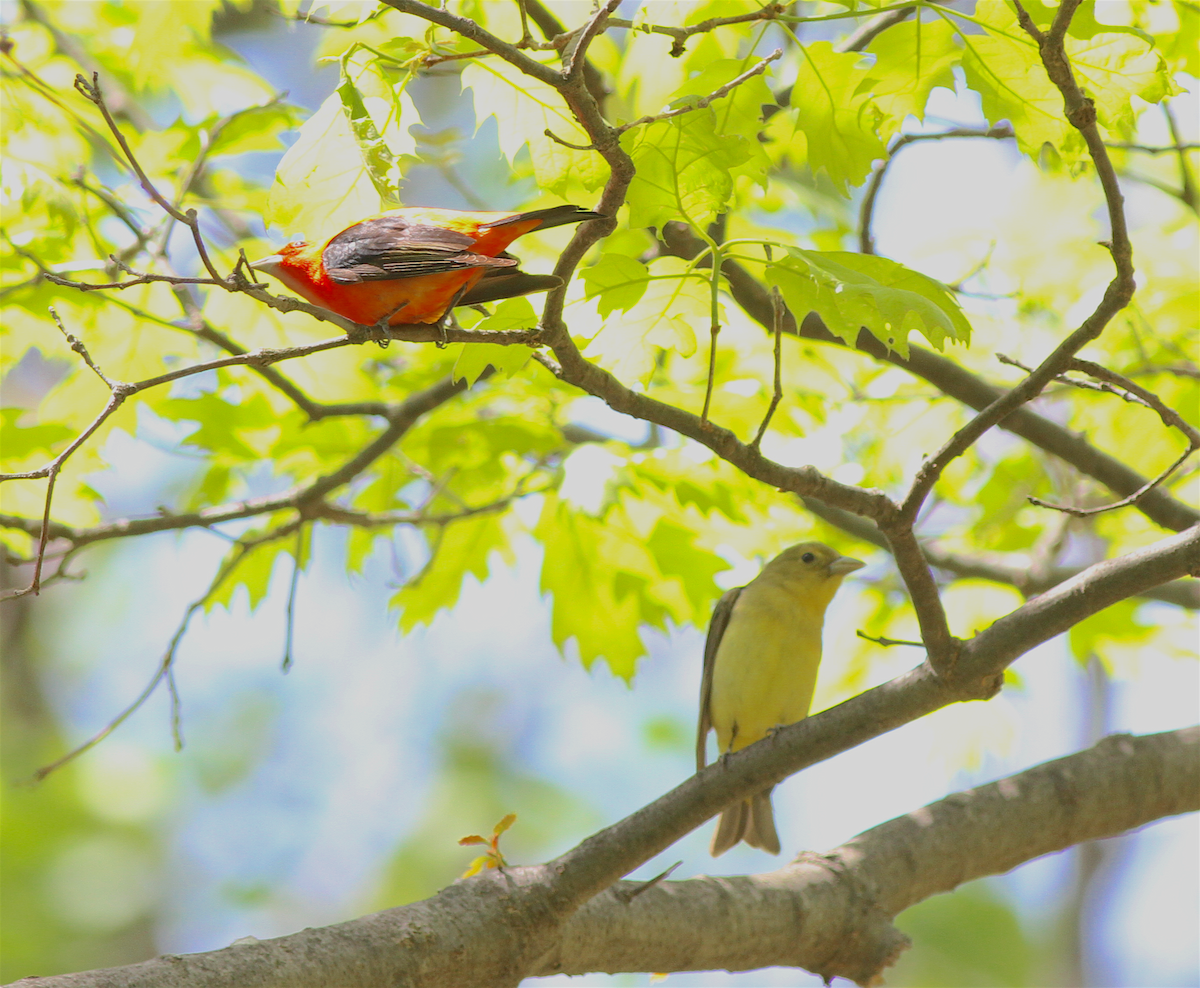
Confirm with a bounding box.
[958,523,1200,679]
[530,726,1199,983]
[24,726,1196,988]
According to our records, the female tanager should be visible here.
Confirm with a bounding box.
[697,542,864,856]
[250,204,602,328]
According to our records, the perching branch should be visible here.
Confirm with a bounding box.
[26,722,1196,986]
[528,726,1199,983]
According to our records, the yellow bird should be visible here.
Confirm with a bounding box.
[697,542,864,856]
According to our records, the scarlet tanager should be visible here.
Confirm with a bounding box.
[697,542,864,856]
[250,204,602,328]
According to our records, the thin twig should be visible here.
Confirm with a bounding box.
[1106,142,1200,155]
[900,0,1134,527]
[857,629,925,648]
[1161,103,1198,213]
[1028,445,1197,518]
[750,287,785,449]
[859,127,1014,255]
[27,525,296,782]
[44,264,223,292]
[563,0,619,81]
[72,73,227,283]
[613,861,683,903]
[281,524,305,673]
[544,128,596,151]
[699,275,722,428]
[2,376,472,554]
[838,5,916,52]
[997,353,1200,447]
[616,50,782,135]
[382,0,561,86]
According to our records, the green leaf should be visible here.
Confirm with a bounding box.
[206,103,305,158]
[1067,32,1179,131]
[335,43,420,204]
[208,537,292,614]
[767,250,971,357]
[623,107,750,229]
[0,407,73,461]
[391,514,511,631]
[956,5,1175,161]
[267,90,385,241]
[629,456,748,523]
[644,517,729,623]
[453,342,532,388]
[581,254,650,317]
[154,392,278,460]
[954,10,1073,161]
[534,495,657,679]
[669,58,773,185]
[463,60,608,196]
[583,256,709,384]
[782,41,886,193]
[451,298,538,385]
[862,18,961,134]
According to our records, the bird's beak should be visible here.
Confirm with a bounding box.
[828,555,865,575]
[249,255,284,277]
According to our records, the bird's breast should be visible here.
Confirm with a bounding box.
[708,591,826,753]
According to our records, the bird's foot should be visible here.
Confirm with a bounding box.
[369,315,393,348]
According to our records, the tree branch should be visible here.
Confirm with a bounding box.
[380,0,561,85]
[900,0,1135,524]
[658,223,1198,533]
[799,495,1200,609]
[0,376,470,552]
[530,727,1198,983]
[26,726,1197,987]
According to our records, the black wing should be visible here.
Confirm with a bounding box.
[697,586,742,773]
[321,217,518,284]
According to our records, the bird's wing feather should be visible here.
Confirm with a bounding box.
[477,205,602,231]
[322,219,519,284]
[697,586,742,773]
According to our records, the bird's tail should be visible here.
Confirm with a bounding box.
[479,205,603,231]
[709,787,780,857]
[459,271,563,306]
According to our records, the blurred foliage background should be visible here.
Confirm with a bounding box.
[1,0,1197,985]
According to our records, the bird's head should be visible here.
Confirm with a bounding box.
[248,241,324,301]
[761,541,865,603]
[249,240,310,277]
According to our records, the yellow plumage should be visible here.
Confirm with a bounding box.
[697,542,864,856]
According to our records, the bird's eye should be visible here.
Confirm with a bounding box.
[801,552,815,563]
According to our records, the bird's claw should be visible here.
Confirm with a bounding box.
[369,316,392,348]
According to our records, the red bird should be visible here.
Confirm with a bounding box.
[250,204,602,328]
